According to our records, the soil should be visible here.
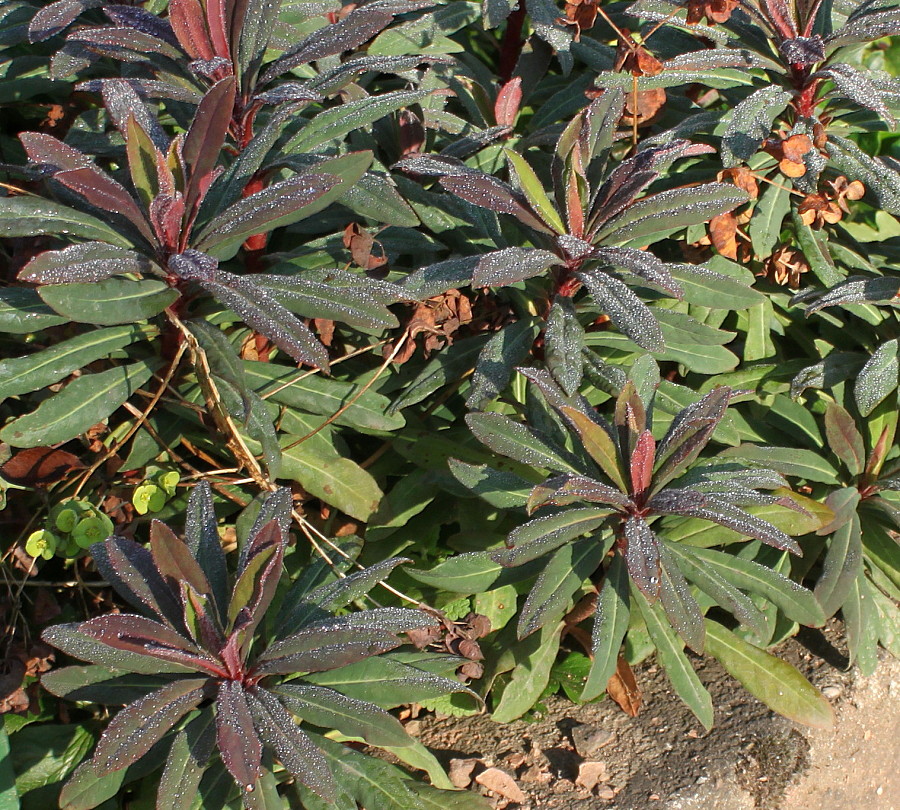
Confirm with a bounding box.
[409,622,900,810]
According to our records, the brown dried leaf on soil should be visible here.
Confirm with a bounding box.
[607,655,642,717]
[2,446,85,487]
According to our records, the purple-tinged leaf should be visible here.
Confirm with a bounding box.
[247,688,335,799]
[253,626,402,675]
[185,481,229,621]
[817,63,895,128]
[630,430,656,498]
[40,665,181,705]
[182,583,226,653]
[150,519,212,598]
[466,411,581,474]
[827,9,900,52]
[623,516,661,599]
[543,297,584,397]
[104,5,180,45]
[76,614,222,674]
[216,680,262,791]
[253,82,322,105]
[42,623,197,674]
[591,247,683,298]
[227,522,283,634]
[157,707,217,810]
[577,270,665,352]
[798,276,900,314]
[854,338,898,418]
[238,488,292,572]
[472,247,562,287]
[657,543,705,653]
[20,133,153,242]
[102,80,169,152]
[439,175,554,234]
[651,494,802,555]
[394,153,471,178]
[194,173,339,253]
[556,405,627,491]
[170,252,329,369]
[69,26,185,61]
[815,512,863,619]
[779,35,825,65]
[78,77,204,104]
[29,0,99,41]
[168,0,215,60]
[91,678,208,775]
[91,535,183,626]
[653,386,732,489]
[492,507,614,566]
[183,78,236,212]
[527,473,631,513]
[259,9,395,85]
[824,402,866,477]
[19,243,154,284]
[274,683,412,748]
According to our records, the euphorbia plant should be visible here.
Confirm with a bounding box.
[40,484,477,808]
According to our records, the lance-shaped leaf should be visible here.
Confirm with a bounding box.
[466,412,580,473]
[228,521,283,631]
[676,546,825,626]
[817,63,895,128]
[649,489,801,554]
[558,406,627,490]
[157,708,217,810]
[527,473,632,512]
[591,247,683,297]
[170,251,329,369]
[439,174,554,234]
[185,481,229,619]
[815,512,863,618]
[544,296,585,396]
[721,86,792,167]
[630,430,656,498]
[253,625,403,675]
[194,173,340,254]
[247,688,335,800]
[653,386,732,489]
[467,319,540,410]
[854,339,898,418]
[0,195,133,246]
[824,402,865,476]
[799,276,900,315]
[624,516,661,598]
[150,519,212,598]
[826,136,900,215]
[19,243,153,284]
[91,535,184,626]
[518,537,606,637]
[182,77,236,211]
[656,543,705,653]
[472,247,562,287]
[273,683,413,748]
[38,278,177,325]
[91,678,208,775]
[582,553,630,701]
[216,680,262,791]
[492,507,614,567]
[577,269,665,351]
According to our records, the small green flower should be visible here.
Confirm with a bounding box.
[55,508,79,533]
[72,515,113,549]
[156,470,180,496]
[25,529,58,560]
[133,484,167,515]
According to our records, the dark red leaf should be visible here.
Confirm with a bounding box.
[183,78,236,212]
[168,0,215,60]
[439,175,554,234]
[92,678,208,774]
[1,446,85,487]
[623,517,660,598]
[494,77,522,127]
[216,680,262,791]
[150,519,212,598]
[630,430,656,497]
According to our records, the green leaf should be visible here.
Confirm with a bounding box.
[518,537,605,637]
[749,181,790,260]
[0,324,148,400]
[19,242,154,285]
[474,584,519,634]
[855,339,898,417]
[280,435,383,521]
[156,709,215,810]
[495,507,614,566]
[704,619,833,728]
[792,209,842,286]
[721,86,792,167]
[667,263,764,310]
[826,135,900,215]
[0,196,133,246]
[10,723,95,797]
[491,621,563,722]
[634,586,713,730]
[0,727,18,810]
[287,90,430,152]
[505,149,565,233]
[466,412,580,473]
[596,184,748,246]
[0,289,68,334]
[447,460,535,509]
[545,296,585,396]
[582,553,630,701]
[719,444,841,484]
[678,546,826,626]
[824,403,865,477]
[0,360,158,448]
[406,553,503,594]
[843,569,881,676]
[657,543,706,653]
[559,406,627,490]
[244,361,405,432]
[40,666,177,705]
[39,278,178,325]
[815,512,863,619]
[466,319,540,410]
